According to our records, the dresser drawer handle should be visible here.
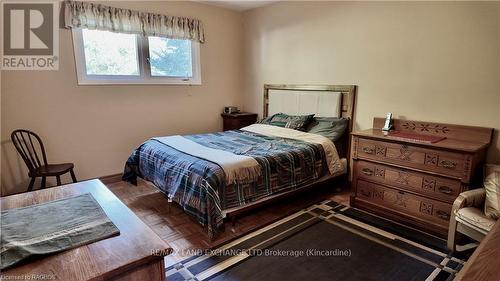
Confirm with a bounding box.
[436,210,450,220]
[362,147,374,154]
[440,160,457,169]
[360,189,371,197]
[438,186,453,195]
[361,168,373,176]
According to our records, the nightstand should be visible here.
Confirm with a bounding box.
[221,112,258,131]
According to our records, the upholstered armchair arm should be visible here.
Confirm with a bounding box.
[448,188,486,251]
[452,189,486,213]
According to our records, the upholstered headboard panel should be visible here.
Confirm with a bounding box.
[263,84,356,125]
[267,90,342,117]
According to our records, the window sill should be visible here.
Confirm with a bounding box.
[75,78,202,86]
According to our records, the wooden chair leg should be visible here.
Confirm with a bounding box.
[28,177,35,191]
[70,169,77,183]
[56,175,61,186]
[447,227,457,253]
[41,176,46,189]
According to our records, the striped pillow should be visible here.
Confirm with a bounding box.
[484,164,500,219]
[306,117,348,142]
[260,113,315,131]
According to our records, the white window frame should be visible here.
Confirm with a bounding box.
[71,28,201,85]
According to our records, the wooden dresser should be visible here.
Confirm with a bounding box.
[350,118,493,237]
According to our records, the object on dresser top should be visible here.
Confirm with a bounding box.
[387,131,447,144]
[381,112,393,131]
[259,112,315,131]
[350,117,493,238]
[223,106,240,114]
[221,112,258,131]
[0,193,119,270]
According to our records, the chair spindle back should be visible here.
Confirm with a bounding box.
[11,129,48,173]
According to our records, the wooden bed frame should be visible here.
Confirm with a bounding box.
[224,84,357,224]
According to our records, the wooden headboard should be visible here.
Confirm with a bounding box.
[263,84,357,159]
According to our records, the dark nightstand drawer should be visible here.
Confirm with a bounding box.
[221,112,257,131]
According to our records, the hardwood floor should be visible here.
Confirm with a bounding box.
[106,179,350,262]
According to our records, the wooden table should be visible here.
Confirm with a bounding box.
[455,220,500,281]
[0,179,172,281]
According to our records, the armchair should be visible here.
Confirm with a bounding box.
[448,188,497,252]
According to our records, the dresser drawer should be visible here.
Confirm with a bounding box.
[354,160,462,203]
[356,138,468,180]
[355,179,452,227]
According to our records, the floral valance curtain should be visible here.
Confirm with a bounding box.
[64,1,205,43]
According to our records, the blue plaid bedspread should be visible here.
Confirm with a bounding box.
[123,130,328,238]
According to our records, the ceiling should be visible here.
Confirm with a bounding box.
[197,1,279,11]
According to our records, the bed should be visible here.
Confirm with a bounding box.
[123,84,356,238]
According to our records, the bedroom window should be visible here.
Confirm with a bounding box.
[72,29,201,85]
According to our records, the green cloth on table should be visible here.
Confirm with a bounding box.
[1,193,119,270]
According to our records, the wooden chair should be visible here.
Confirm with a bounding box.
[11,129,77,191]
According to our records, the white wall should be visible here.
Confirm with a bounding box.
[1,1,243,195]
[242,1,500,163]
[2,1,499,196]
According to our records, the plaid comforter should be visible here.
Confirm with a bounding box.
[123,129,329,238]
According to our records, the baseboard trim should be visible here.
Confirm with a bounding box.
[99,173,123,185]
